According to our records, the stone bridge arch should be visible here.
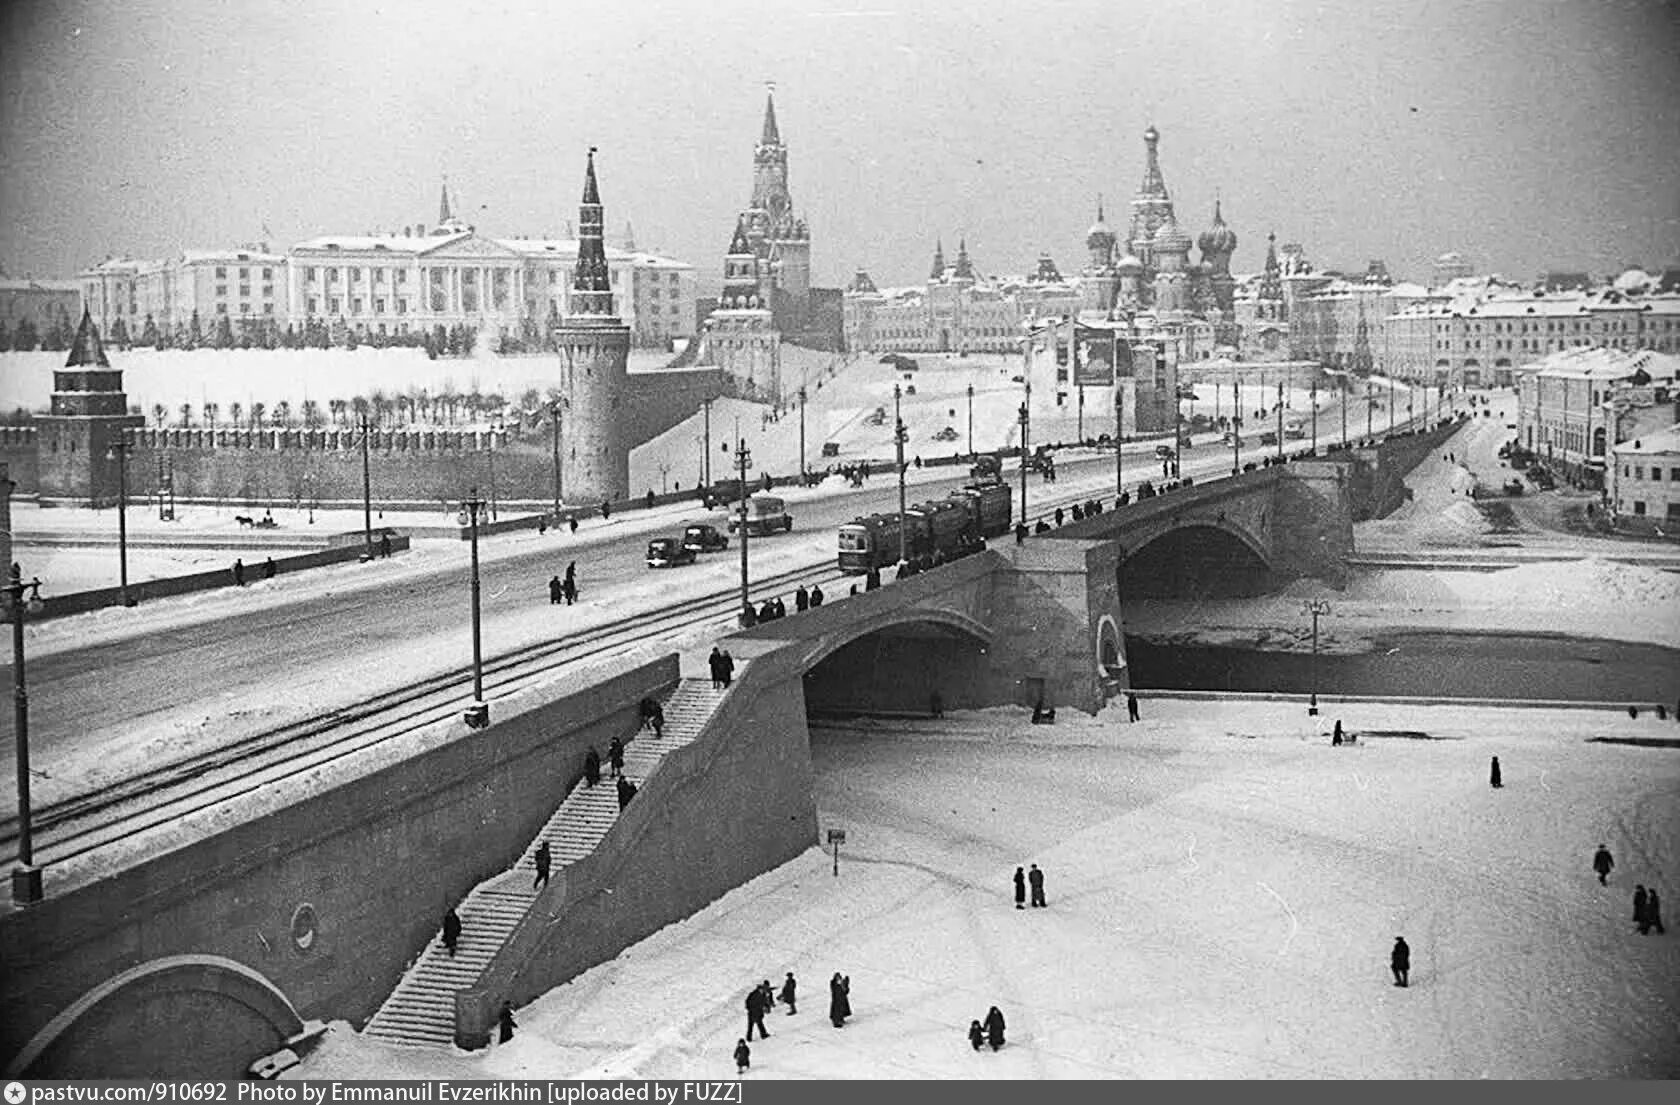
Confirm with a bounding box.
[798,604,996,718]
[5,954,304,1079]
[1119,517,1275,599]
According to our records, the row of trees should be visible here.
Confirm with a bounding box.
[0,309,486,359]
[140,384,536,431]
[0,306,78,353]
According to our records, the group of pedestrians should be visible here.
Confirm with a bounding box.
[733,972,849,1075]
[1012,864,1048,909]
[1596,844,1666,935]
[740,584,828,627]
[966,1006,1007,1052]
[580,737,635,808]
[708,646,736,689]
[548,562,578,605]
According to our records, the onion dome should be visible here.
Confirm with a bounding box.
[1197,199,1238,257]
[1086,195,1116,252]
[1116,253,1144,276]
[1152,215,1191,254]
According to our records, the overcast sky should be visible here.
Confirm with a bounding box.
[2,0,1676,289]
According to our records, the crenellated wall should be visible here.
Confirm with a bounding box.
[0,425,40,494]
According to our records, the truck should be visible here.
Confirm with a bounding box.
[727,494,793,537]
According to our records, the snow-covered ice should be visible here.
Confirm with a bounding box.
[291,698,1680,1080]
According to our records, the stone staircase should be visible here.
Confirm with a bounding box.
[362,677,728,1049]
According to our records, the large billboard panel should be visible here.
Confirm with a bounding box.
[1072,327,1116,386]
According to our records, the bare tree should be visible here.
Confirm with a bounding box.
[203,401,219,428]
[178,402,193,428]
[152,402,168,427]
[274,400,292,427]
[301,399,322,429]
[230,402,244,429]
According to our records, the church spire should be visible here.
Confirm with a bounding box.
[568,147,616,318]
[1139,125,1168,199]
[760,89,781,147]
[954,237,975,281]
[439,175,453,225]
[929,238,947,281]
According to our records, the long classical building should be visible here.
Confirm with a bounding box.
[77,183,696,349]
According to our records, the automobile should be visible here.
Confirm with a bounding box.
[1259,430,1279,446]
[682,523,729,553]
[1154,444,1176,460]
[821,441,841,457]
[865,407,887,426]
[646,537,697,568]
[727,494,794,537]
[932,426,960,442]
[1221,431,1242,446]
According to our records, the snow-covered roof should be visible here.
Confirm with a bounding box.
[1518,345,1680,382]
[1610,424,1680,456]
[499,238,692,269]
[291,231,471,255]
[179,248,285,265]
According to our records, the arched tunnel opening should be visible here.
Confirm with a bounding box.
[1120,525,1272,600]
[802,622,993,721]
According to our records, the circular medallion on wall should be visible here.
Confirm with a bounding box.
[290,904,320,953]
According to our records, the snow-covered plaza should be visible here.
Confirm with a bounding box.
[293,698,1680,1080]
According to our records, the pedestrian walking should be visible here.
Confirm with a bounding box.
[795,585,810,612]
[616,774,637,811]
[709,646,726,690]
[550,575,564,605]
[533,841,551,889]
[779,972,797,1015]
[1028,864,1046,908]
[1391,937,1410,987]
[1648,888,1665,934]
[563,575,577,605]
[498,1001,517,1043]
[721,650,735,687]
[984,1006,1006,1051]
[568,514,578,534]
[1634,885,1649,933]
[1490,756,1502,788]
[263,557,277,580]
[968,1020,985,1051]
[1593,844,1615,885]
[809,584,824,607]
[865,566,881,591]
[609,736,624,778]
[442,908,462,957]
[380,533,392,559]
[734,1038,751,1075]
[930,690,944,719]
[1127,693,1140,723]
[646,489,656,511]
[829,973,851,1028]
[601,498,612,521]
[583,745,601,787]
[232,558,246,586]
[745,985,771,1040]
[1013,866,1026,910]
[1332,719,1344,746]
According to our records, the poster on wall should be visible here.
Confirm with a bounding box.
[1072,326,1116,386]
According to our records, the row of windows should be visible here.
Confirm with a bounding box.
[1617,500,1680,519]
[214,303,276,315]
[213,266,274,279]
[305,297,411,316]
[1621,464,1680,482]
[307,267,412,286]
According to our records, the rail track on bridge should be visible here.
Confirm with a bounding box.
[2,419,1448,873]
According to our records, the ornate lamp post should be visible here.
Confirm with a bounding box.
[6,564,46,903]
[1115,387,1125,496]
[458,493,489,729]
[894,384,909,564]
[966,383,974,459]
[549,399,563,520]
[735,438,752,622]
[1017,401,1030,526]
[1304,598,1331,716]
[105,439,135,607]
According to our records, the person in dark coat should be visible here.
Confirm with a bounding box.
[609,736,624,778]
[759,598,776,623]
[1015,522,1027,545]
[1126,693,1140,723]
[772,596,786,619]
[1028,864,1046,908]
[533,841,551,889]
[829,973,851,1027]
[1013,866,1026,910]
[550,575,564,605]
[721,650,735,687]
[233,558,246,586]
[779,972,797,1015]
[568,514,578,534]
[263,557,277,580]
[745,985,770,1040]
[1648,888,1665,934]
[865,566,881,591]
[616,775,637,811]
[583,745,601,787]
[968,1020,985,1051]
[1332,720,1344,746]
[795,585,810,612]
[930,690,944,719]
[734,1038,751,1075]
[984,1006,1006,1051]
[809,584,824,607]
[498,1001,517,1043]
[380,532,392,558]
[601,499,611,521]
[646,489,656,511]
[1391,937,1410,987]
[442,908,462,957]
[640,697,664,738]
[1490,756,1502,788]
[563,575,577,606]
[1593,844,1614,885]
[709,647,726,690]
[1634,885,1649,933]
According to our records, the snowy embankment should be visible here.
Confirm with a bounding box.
[291,698,1680,1080]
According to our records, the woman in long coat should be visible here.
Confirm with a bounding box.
[829,973,851,1027]
[984,1005,1006,1050]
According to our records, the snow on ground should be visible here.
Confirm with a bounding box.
[1125,559,1680,653]
[292,697,1680,1080]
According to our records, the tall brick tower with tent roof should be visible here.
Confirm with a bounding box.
[35,308,145,505]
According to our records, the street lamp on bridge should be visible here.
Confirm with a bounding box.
[1303,598,1331,717]
[458,492,490,729]
[6,563,46,903]
[105,438,136,608]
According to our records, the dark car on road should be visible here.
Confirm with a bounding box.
[646,537,698,568]
[682,523,729,553]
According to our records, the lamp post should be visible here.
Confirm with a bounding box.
[106,439,134,607]
[1115,386,1124,496]
[1389,376,1396,435]
[549,399,562,520]
[6,564,46,903]
[1017,401,1030,526]
[1303,598,1331,716]
[735,438,752,622]
[966,383,974,459]
[1310,376,1319,455]
[702,399,713,490]
[894,383,908,564]
[360,415,374,561]
[459,494,489,729]
[1340,373,1348,447]
[1275,382,1285,461]
[798,386,808,485]
[1366,379,1374,441]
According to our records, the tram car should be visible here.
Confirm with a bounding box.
[836,481,1013,573]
